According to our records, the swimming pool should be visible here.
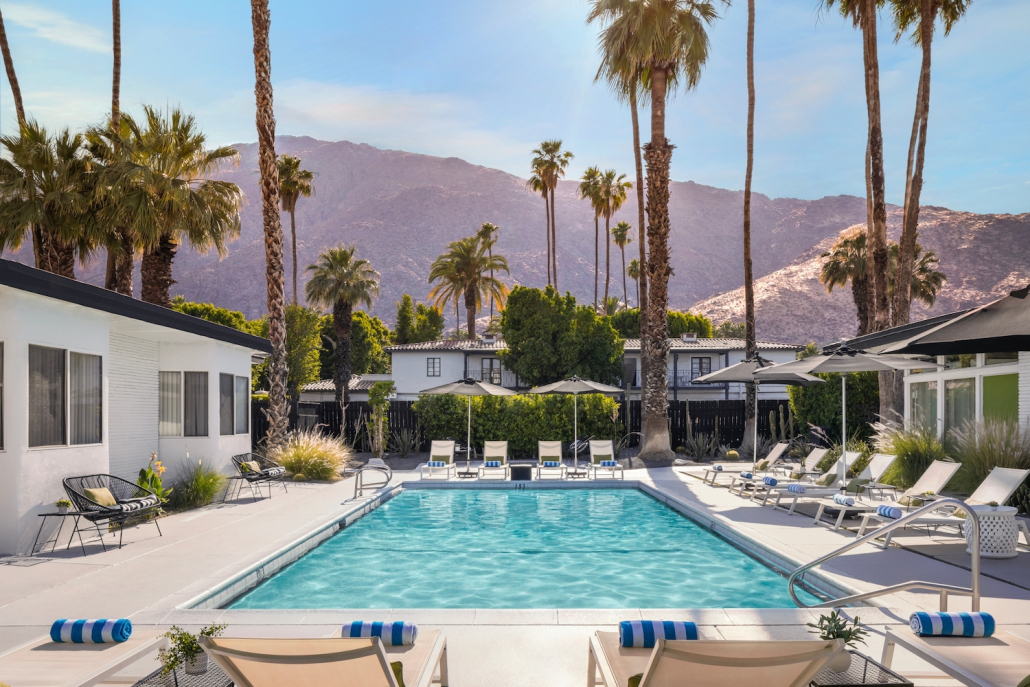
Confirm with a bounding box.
[229,488,819,609]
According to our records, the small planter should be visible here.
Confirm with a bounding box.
[828,650,852,673]
[57,506,69,515]
[184,653,208,675]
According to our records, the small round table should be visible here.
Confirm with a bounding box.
[963,505,1020,559]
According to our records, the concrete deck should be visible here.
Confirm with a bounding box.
[0,465,1027,686]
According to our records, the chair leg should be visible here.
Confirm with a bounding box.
[153,515,163,537]
[94,521,108,552]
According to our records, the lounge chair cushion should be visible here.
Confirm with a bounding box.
[51,619,133,643]
[115,495,160,512]
[600,460,618,467]
[430,455,451,463]
[484,461,502,468]
[259,466,286,478]
[910,612,995,637]
[899,495,926,507]
[755,459,770,471]
[815,472,837,487]
[391,661,406,687]
[593,454,612,463]
[342,621,418,646]
[83,487,117,507]
[620,621,698,648]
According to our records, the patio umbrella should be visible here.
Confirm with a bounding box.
[693,356,825,470]
[754,343,926,479]
[884,283,1030,356]
[419,378,516,473]
[529,376,624,475]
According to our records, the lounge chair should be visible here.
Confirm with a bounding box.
[588,439,623,480]
[855,453,899,499]
[587,631,844,687]
[537,441,567,480]
[202,633,449,687]
[764,473,844,513]
[812,495,878,530]
[62,474,163,551]
[858,465,1030,548]
[0,628,165,686]
[774,447,829,479]
[477,441,509,480]
[701,442,789,485]
[226,452,288,501]
[420,441,457,480]
[882,625,1030,687]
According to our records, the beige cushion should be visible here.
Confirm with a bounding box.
[755,459,770,471]
[245,460,262,473]
[84,487,116,507]
[815,472,837,487]
[898,495,924,507]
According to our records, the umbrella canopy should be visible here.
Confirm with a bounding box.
[419,378,515,472]
[529,376,624,473]
[884,284,1030,356]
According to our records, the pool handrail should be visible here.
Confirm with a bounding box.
[787,497,981,612]
[354,458,392,498]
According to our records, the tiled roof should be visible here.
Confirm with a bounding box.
[302,376,375,392]
[621,338,804,352]
[384,339,507,352]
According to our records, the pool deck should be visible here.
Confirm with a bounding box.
[0,465,1027,686]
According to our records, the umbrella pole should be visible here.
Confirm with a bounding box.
[574,393,579,473]
[467,394,472,472]
[841,374,847,489]
[753,384,759,472]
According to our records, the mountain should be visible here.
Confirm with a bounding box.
[5,136,1028,340]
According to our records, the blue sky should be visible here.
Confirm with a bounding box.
[1,0,1027,213]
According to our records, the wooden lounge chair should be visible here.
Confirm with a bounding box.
[202,633,449,687]
[62,474,163,551]
[477,441,509,480]
[588,439,623,480]
[882,625,1030,687]
[537,441,567,480]
[226,453,288,502]
[420,441,457,480]
[0,628,165,687]
[587,631,844,687]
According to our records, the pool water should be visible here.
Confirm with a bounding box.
[229,489,819,609]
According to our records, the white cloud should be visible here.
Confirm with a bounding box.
[5,4,108,54]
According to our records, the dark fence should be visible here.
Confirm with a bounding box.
[251,400,421,450]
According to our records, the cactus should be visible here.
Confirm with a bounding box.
[769,409,778,443]
[726,449,739,461]
[787,406,795,441]
[1010,483,1030,515]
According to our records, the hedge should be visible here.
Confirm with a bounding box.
[413,393,622,457]
[788,371,879,443]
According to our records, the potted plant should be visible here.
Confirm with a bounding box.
[988,500,1000,510]
[55,499,72,515]
[161,624,225,676]
[807,611,867,673]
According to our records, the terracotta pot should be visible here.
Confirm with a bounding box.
[828,650,852,673]
[185,653,208,675]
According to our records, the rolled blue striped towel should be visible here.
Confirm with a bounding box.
[620,620,698,647]
[600,460,618,467]
[713,465,723,471]
[343,621,418,646]
[51,619,132,643]
[427,461,447,467]
[909,612,994,637]
[740,472,753,480]
[543,461,561,468]
[832,494,855,506]
[763,476,778,486]
[483,461,501,468]
[787,483,806,494]
[877,505,903,519]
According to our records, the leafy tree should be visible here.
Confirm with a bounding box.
[170,296,259,334]
[714,321,747,338]
[351,311,391,375]
[789,371,880,443]
[252,304,323,400]
[394,294,416,344]
[627,258,641,307]
[609,308,712,339]
[428,235,509,339]
[413,302,445,343]
[498,286,623,386]
[527,169,551,286]
[599,169,632,306]
[798,342,821,359]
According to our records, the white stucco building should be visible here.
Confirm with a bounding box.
[0,260,270,554]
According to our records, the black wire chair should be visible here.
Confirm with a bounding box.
[62,474,162,552]
[225,453,288,502]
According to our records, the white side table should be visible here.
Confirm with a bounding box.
[963,505,1019,559]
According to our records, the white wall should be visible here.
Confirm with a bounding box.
[108,334,159,481]
[391,351,466,398]
[623,348,797,401]
[1020,352,1030,425]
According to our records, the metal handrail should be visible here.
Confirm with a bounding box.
[788,497,981,612]
[353,459,393,499]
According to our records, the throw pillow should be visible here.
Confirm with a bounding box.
[83,487,116,507]
[755,459,770,471]
[898,495,924,507]
[245,461,262,473]
[815,472,837,487]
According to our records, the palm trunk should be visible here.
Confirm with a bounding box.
[630,75,649,402]
[852,273,870,336]
[0,8,25,127]
[604,215,611,307]
[864,141,876,332]
[115,229,133,296]
[594,215,599,311]
[634,276,639,309]
[544,193,552,287]
[251,0,289,449]
[861,6,890,333]
[550,186,558,290]
[489,246,495,320]
[111,0,120,132]
[465,285,477,340]
[140,233,177,306]
[333,300,353,405]
[290,207,298,304]
[105,249,118,290]
[639,65,674,462]
[621,246,628,306]
[743,0,758,438]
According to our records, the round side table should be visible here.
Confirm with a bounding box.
[963,505,1019,559]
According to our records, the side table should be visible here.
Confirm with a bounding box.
[33,511,90,556]
[810,650,913,686]
[133,662,232,687]
[963,505,1020,558]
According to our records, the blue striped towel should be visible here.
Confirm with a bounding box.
[51,619,132,643]
[740,472,753,480]
[877,505,903,519]
[620,621,698,648]
[483,461,501,468]
[600,460,618,467]
[832,494,855,506]
[427,461,447,467]
[909,612,994,637]
[343,621,418,646]
[763,476,778,486]
[543,461,561,468]
[714,465,723,471]
[787,483,806,494]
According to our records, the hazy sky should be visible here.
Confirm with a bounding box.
[1,0,1027,213]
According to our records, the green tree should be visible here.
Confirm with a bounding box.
[531,140,573,289]
[350,311,391,375]
[713,321,747,338]
[789,371,880,443]
[627,257,640,307]
[578,166,603,309]
[413,302,445,342]
[170,296,259,333]
[609,308,712,339]
[394,294,416,344]
[428,235,509,339]
[599,169,632,307]
[476,222,501,321]
[527,169,551,286]
[252,304,323,401]
[798,342,821,359]
[611,221,633,307]
[278,153,314,305]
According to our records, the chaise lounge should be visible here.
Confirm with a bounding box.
[477,441,510,480]
[421,440,457,480]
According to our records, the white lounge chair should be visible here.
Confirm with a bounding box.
[202,633,449,687]
[856,453,899,499]
[420,440,457,480]
[812,497,878,530]
[882,625,1030,687]
[477,441,509,480]
[537,440,567,480]
[0,629,165,687]
[774,447,829,479]
[701,442,789,485]
[587,631,844,687]
[764,473,844,513]
[858,465,1030,548]
[588,439,623,479]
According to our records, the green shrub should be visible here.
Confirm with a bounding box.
[872,421,951,489]
[168,460,226,510]
[267,429,353,481]
[789,372,879,443]
[950,419,1030,508]
[815,438,872,477]
[413,393,621,457]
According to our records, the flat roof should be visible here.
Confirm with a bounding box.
[820,309,971,354]
[0,259,272,353]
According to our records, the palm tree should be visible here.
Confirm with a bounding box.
[589,0,725,461]
[612,220,633,306]
[428,236,509,340]
[578,166,602,309]
[531,140,573,289]
[103,0,122,289]
[250,0,288,448]
[820,227,872,336]
[627,257,641,307]
[527,170,550,286]
[887,240,946,309]
[599,169,632,307]
[890,0,969,327]
[0,7,25,129]
[742,0,759,444]
[476,222,501,320]
[277,154,315,304]
[306,245,380,405]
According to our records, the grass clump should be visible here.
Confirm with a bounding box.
[267,429,352,481]
[950,419,1030,499]
[872,420,950,489]
[168,459,226,510]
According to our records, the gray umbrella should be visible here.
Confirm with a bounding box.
[420,378,516,472]
[754,344,926,477]
[693,357,824,469]
[529,376,624,474]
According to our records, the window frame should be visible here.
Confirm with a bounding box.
[68,351,103,446]
[427,357,441,377]
[27,344,105,450]
[218,373,235,437]
[159,371,183,437]
[235,376,250,435]
[690,356,711,381]
[183,371,209,438]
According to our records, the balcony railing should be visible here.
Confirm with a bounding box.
[466,369,523,389]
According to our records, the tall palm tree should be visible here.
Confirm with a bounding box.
[428,236,509,340]
[0,7,25,128]
[250,0,288,448]
[612,220,633,306]
[578,166,602,309]
[627,257,641,307]
[742,0,759,443]
[475,222,501,320]
[887,240,946,309]
[589,0,724,461]
[104,0,122,289]
[890,0,969,327]
[306,245,380,405]
[527,170,550,286]
[277,154,315,304]
[599,169,632,307]
[531,140,573,290]
[820,227,872,336]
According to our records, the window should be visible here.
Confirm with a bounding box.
[690,357,711,380]
[219,373,234,436]
[944,377,975,434]
[985,351,1018,366]
[481,358,501,385]
[0,342,4,450]
[909,381,938,431]
[944,354,976,370]
[983,374,1019,423]
[159,372,182,436]
[184,372,208,437]
[427,357,441,377]
[69,353,102,445]
[235,376,249,434]
[29,345,66,447]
